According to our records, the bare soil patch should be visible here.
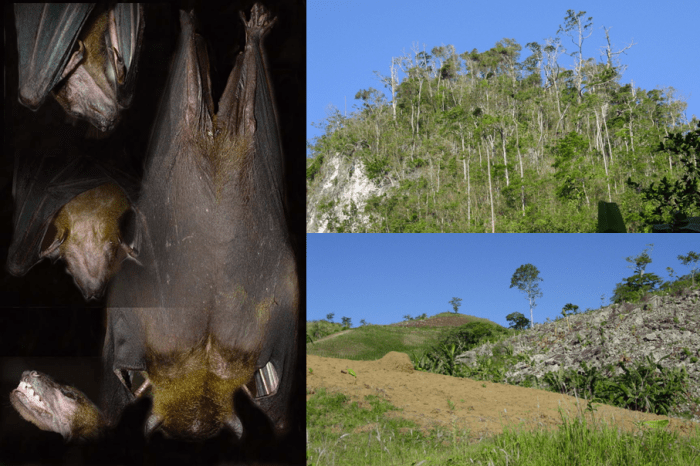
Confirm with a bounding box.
[307,352,699,441]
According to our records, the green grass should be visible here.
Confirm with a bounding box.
[308,284,700,464]
[307,312,502,361]
[307,324,447,360]
[307,388,700,466]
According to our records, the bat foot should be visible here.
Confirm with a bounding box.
[240,3,277,40]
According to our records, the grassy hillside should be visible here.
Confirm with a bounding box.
[307,312,506,361]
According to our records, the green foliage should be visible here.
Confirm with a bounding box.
[505,312,531,330]
[308,13,694,233]
[307,320,346,342]
[448,297,462,313]
[611,273,664,304]
[552,132,591,202]
[306,154,324,181]
[677,251,700,287]
[626,123,700,230]
[442,321,510,350]
[341,316,352,328]
[510,264,544,326]
[541,356,689,416]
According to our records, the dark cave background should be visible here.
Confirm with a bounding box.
[1,2,306,464]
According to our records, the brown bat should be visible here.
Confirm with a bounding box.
[7,149,142,301]
[12,3,301,458]
[39,182,139,300]
[14,3,144,132]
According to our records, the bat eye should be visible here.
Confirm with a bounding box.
[59,387,77,400]
[246,361,279,398]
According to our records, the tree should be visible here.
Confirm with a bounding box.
[678,251,700,287]
[624,244,654,276]
[506,312,531,330]
[557,10,593,104]
[613,245,662,303]
[448,297,463,313]
[561,303,579,330]
[360,319,368,326]
[326,313,335,322]
[341,316,352,328]
[626,123,700,231]
[611,273,662,304]
[510,264,543,328]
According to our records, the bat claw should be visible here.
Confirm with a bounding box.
[240,3,277,40]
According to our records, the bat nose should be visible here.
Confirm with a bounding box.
[79,282,106,301]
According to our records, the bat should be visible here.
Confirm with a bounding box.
[11,2,300,454]
[6,142,142,301]
[14,3,144,133]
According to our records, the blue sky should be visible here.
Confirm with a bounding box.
[307,234,699,328]
[308,0,699,153]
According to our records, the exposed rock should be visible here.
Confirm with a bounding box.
[456,289,700,422]
[307,153,386,233]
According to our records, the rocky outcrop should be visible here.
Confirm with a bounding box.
[456,289,700,422]
[306,154,386,233]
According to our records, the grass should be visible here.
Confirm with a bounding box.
[307,388,700,466]
[307,281,700,464]
[308,324,447,360]
[307,313,500,361]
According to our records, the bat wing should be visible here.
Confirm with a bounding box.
[105,5,298,439]
[218,4,286,231]
[7,148,141,277]
[14,3,95,110]
[109,3,145,110]
[14,3,145,132]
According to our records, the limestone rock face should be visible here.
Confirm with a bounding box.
[307,154,386,233]
[456,290,700,422]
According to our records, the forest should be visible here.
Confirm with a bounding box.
[307,10,699,232]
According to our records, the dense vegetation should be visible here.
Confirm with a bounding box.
[307,10,699,232]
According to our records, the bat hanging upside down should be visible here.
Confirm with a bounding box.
[11,3,299,447]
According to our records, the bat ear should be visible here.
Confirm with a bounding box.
[39,222,65,260]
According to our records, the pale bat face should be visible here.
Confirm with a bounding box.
[10,371,102,441]
[40,183,138,300]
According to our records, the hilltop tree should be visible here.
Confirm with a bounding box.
[510,264,543,329]
[448,297,463,313]
[561,303,580,330]
[613,246,662,303]
[557,10,593,104]
[624,244,654,276]
[611,273,663,304]
[505,312,530,330]
[678,251,700,287]
[341,316,352,328]
[326,313,335,322]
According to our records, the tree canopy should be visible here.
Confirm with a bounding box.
[308,11,697,232]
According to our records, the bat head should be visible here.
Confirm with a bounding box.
[40,183,139,300]
[10,371,103,441]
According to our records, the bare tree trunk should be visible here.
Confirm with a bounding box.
[483,138,496,233]
[513,109,525,215]
[390,58,399,121]
[500,127,510,186]
[595,107,612,202]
